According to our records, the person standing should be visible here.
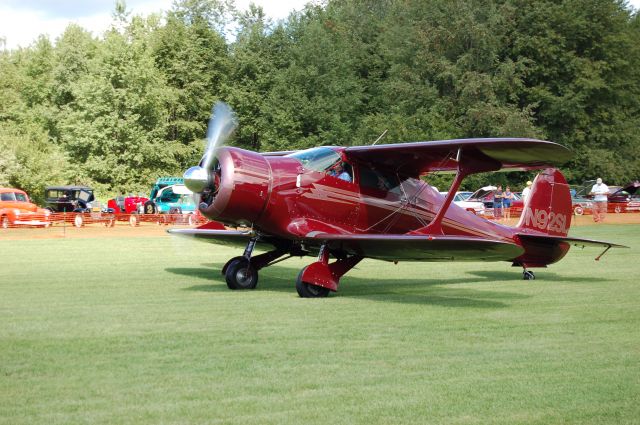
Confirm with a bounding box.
[521,180,532,203]
[503,186,514,221]
[589,178,609,222]
[493,185,504,220]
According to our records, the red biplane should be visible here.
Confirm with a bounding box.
[170,103,626,297]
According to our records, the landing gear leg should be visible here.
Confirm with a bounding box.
[222,239,293,290]
[224,238,258,290]
[296,245,362,298]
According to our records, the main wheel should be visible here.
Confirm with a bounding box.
[296,267,330,298]
[1,216,9,229]
[225,258,258,290]
[523,270,535,280]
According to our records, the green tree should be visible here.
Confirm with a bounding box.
[58,15,179,195]
[151,0,231,162]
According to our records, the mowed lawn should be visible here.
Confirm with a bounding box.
[1,224,639,424]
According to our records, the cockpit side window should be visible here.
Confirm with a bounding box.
[358,166,400,193]
[286,147,341,173]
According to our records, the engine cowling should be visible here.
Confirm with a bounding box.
[199,147,271,226]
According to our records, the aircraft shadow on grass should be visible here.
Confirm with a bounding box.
[162,262,613,308]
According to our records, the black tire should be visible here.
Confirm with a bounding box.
[296,267,330,298]
[225,258,258,290]
[523,270,535,281]
[144,201,156,214]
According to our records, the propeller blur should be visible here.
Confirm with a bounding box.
[183,102,237,195]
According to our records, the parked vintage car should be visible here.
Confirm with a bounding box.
[105,195,150,226]
[143,177,196,216]
[607,182,640,213]
[456,191,474,201]
[440,191,485,215]
[0,187,51,228]
[107,195,147,215]
[44,185,96,212]
[44,185,113,227]
[466,186,525,216]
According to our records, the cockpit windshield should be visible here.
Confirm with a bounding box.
[286,147,341,172]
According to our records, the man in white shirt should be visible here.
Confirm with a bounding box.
[521,181,532,203]
[589,178,609,222]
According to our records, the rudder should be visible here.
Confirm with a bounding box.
[516,168,572,237]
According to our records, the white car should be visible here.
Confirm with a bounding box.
[439,191,486,215]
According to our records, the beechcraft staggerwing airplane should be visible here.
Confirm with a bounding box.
[169,102,626,297]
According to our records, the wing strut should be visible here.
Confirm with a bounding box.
[409,148,501,235]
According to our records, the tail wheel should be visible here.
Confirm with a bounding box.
[523,270,535,280]
[74,214,83,228]
[225,258,258,290]
[573,206,584,216]
[296,267,330,298]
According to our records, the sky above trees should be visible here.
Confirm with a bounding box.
[0,0,315,50]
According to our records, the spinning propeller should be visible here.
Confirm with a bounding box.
[183,102,238,195]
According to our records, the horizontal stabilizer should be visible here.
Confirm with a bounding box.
[518,233,628,249]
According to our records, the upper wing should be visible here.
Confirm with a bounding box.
[260,150,296,157]
[303,233,524,262]
[345,138,572,177]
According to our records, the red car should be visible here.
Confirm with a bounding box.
[0,187,51,228]
[607,181,640,213]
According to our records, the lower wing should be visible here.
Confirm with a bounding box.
[167,228,255,249]
[303,233,524,262]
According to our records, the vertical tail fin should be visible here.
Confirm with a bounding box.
[517,168,572,237]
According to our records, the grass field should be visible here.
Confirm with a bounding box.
[1,224,639,424]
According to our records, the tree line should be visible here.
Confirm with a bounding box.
[1,0,639,203]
